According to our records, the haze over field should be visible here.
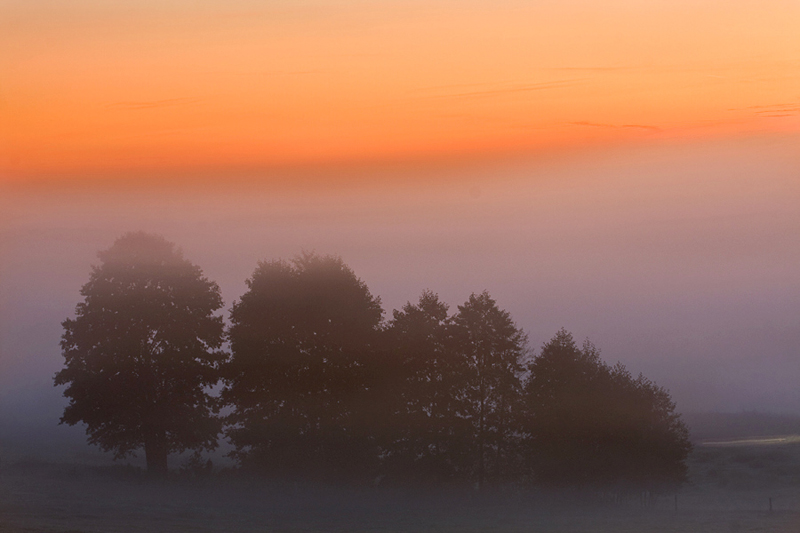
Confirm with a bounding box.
[2,137,800,460]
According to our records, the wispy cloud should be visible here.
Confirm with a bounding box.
[412,79,585,100]
[570,121,660,132]
[104,97,203,111]
[621,124,660,131]
[729,101,800,118]
[543,66,633,72]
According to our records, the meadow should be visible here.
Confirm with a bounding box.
[3,431,800,532]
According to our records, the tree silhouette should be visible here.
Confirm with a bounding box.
[222,252,384,482]
[522,329,691,491]
[54,232,226,475]
[451,291,527,489]
[382,290,467,484]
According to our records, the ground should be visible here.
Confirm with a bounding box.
[3,438,800,532]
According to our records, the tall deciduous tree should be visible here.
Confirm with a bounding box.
[383,290,467,483]
[222,252,384,481]
[452,291,527,489]
[523,329,691,491]
[54,232,226,475]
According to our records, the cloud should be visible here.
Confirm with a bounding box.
[570,121,660,132]
[104,97,203,111]
[543,66,633,72]
[728,102,800,118]
[621,124,660,131]
[413,79,585,100]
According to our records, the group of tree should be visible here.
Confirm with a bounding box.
[55,232,691,492]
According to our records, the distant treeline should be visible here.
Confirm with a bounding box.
[683,412,800,443]
[56,232,691,492]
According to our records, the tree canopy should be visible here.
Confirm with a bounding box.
[522,329,691,491]
[55,237,692,491]
[54,232,226,475]
[222,252,385,481]
[451,291,527,489]
[382,290,527,488]
[382,290,465,484]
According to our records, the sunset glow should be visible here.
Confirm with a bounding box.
[2,0,799,180]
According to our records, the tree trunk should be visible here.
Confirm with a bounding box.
[478,377,485,492]
[495,393,505,480]
[145,431,169,476]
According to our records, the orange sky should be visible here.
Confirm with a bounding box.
[1,0,799,181]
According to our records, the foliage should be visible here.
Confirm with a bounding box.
[451,291,528,488]
[382,291,527,488]
[55,237,692,489]
[222,252,385,481]
[522,329,692,492]
[54,232,226,474]
[382,290,467,484]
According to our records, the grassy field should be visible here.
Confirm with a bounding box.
[3,437,800,533]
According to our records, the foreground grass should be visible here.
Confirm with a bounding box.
[3,441,800,532]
